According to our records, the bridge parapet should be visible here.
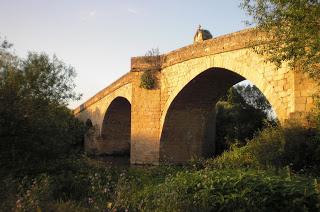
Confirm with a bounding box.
[130,29,265,73]
[131,56,163,72]
[73,72,133,115]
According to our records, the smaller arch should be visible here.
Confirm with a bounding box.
[100,97,131,155]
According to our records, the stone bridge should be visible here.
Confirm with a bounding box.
[74,29,318,164]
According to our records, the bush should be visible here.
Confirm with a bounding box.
[113,165,183,210]
[206,126,284,170]
[0,51,85,176]
[205,144,259,169]
[15,174,53,211]
[114,169,320,211]
[248,126,285,168]
[0,156,124,211]
[140,70,156,89]
[209,124,320,175]
[283,125,320,175]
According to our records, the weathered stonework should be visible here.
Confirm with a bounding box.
[74,28,318,164]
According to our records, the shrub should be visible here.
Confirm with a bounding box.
[248,126,285,168]
[15,174,53,211]
[206,126,285,170]
[283,125,320,175]
[0,51,85,176]
[205,144,259,169]
[0,156,125,211]
[209,124,320,175]
[115,169,320,211]
[113,165,183,210]
[140,70,156,89]
[47,156,122,206]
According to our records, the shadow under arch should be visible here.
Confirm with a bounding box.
[100,96,131,155]
[159,67,277,163]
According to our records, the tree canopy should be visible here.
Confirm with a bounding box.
[241,0,320,80]
[0,39,84,176]
[215,84,276,155]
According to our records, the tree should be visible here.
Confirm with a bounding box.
[215,84,276,155]
[0,39,85,175]
[241,0,320,80]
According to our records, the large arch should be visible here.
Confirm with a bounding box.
[98,96,131,155]
[159,67,275,163]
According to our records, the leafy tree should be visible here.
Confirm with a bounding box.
[241,0,320,80]
[215,84,276,155]
[0,39,85,176]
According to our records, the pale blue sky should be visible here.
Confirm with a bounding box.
[0,0,249,108]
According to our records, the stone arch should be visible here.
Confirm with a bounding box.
[159,50,292,163]
[99,96,131,155]
[98,93,132,135]
[75,82,132,136]
[160,49,292,136]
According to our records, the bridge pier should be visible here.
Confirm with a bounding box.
[130,71,162,165]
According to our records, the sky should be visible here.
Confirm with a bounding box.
[0,0,250,108]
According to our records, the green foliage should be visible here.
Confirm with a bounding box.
[0,156,183,211]
[206,144,259,169]
[0,40,85,176]
[115,169,320,211]
[207,126,284,169]
[140,48,160,89]
[0,156,123,211]
[208,124,320,175]
[248,126,285,168]
[113,165,182,210]
[15,174,53,211]
[283,125,320,175]
[215,84,276,154]
[140,70,156,89]
[241,0,320,80]
[1,151,320,211]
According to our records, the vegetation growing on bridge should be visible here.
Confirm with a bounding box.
[140,70,156,89]
[139,48,160,89]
